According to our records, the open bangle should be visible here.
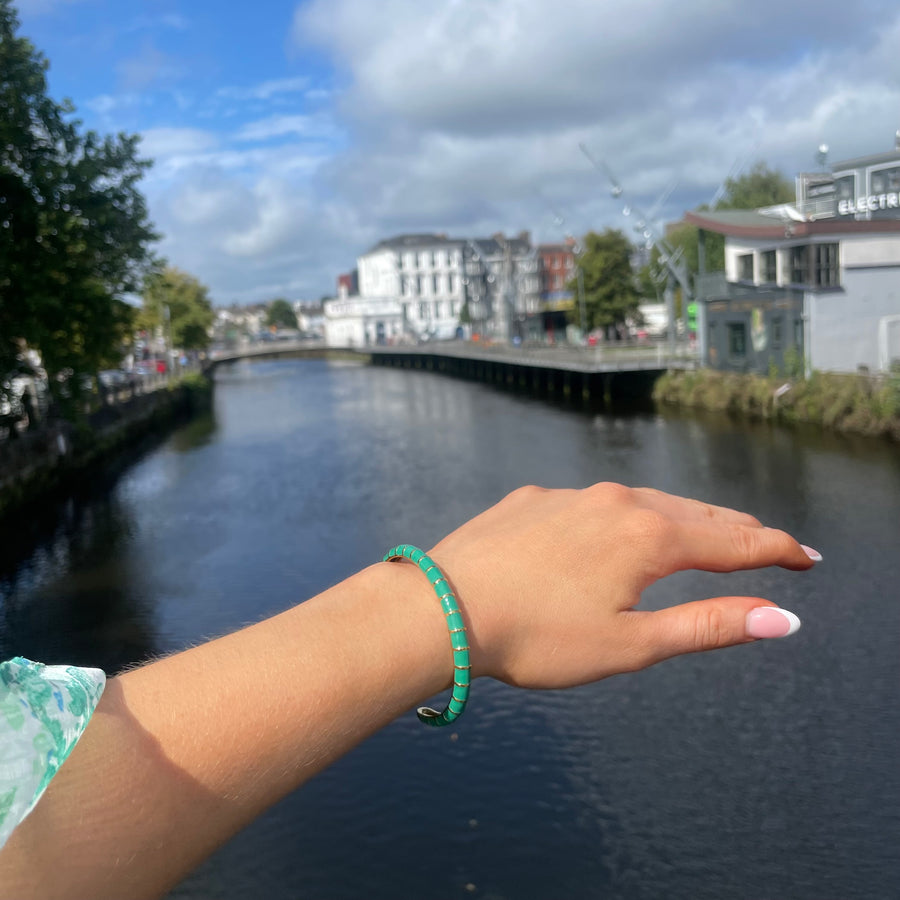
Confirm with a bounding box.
[383,544,470,727]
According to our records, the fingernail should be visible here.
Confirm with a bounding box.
[801,545,823,562]
[746,606,802,639]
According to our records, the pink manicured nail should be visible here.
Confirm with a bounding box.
[801,545,823,562]
[746,607,802,639]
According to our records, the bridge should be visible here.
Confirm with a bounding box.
[207,340,699,406]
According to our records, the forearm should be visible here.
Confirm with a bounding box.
[0,561,450,900]
[0,483,815,899]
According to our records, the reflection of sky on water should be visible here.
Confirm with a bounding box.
[1,358,898,899]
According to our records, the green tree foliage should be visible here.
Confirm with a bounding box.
[642,162,796,293]
[717,162,794,210]
[141,267,214,351]
[265,298,298,330]
[0,0,157,381]
[567,229,640,336]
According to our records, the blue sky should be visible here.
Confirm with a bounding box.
[14,0,900,305]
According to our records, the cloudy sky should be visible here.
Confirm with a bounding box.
[15,0,900,305]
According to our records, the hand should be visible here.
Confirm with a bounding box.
[430,483,815,688]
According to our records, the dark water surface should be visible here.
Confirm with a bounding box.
[2,358,899,899]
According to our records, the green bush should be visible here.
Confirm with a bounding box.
[652,367,899,440]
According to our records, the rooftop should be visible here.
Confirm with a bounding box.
[684,208,900,239]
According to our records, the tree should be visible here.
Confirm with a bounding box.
[659,162,794,283]
[567,229,640,337]
[265,298,297,330]
[717,162,794,210]
[0,0,157,385]
[140,267,214,351]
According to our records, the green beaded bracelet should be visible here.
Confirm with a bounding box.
[383,544,470,727]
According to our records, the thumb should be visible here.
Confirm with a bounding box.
[628,598,802,667]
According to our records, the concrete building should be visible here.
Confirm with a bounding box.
[323,232,541,347]
[322,296,404,347]
[687,141,900,375]
[463,233,540,341]
[356,234,465,342]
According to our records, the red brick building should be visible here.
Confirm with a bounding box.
[537,238,576,300]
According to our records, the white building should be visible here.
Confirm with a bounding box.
[294,303,325,338]
[322,296,404,347]
[323,233,541,347]
[687,141,900,375]
[358,234,467,342]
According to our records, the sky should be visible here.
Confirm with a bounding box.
[13,0,900,305]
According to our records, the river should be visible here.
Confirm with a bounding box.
[1,357,898,900]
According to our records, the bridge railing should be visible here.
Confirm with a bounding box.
[208,338,700,372]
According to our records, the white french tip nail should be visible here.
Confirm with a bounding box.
[745,606,802,639]
[776,608,802,636]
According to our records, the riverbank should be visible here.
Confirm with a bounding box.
[653,368,900,441]
[0,372,213,524]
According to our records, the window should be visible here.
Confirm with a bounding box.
[416,275,423,295]
[761,250,777,283]
[434,301,442,318]
[728,323,747,356]
[449,274,456,294]
[738,254,754,281]
[789,246,809,284]
[771,317,782,349]
[794,318,803,347]
[418,301,428,320]
[814,243,839,287]
[450,300,458,316]
[401,303,409,320]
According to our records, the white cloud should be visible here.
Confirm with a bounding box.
[288,0,900,253]
[236,113,339,142]
[140,127,219,160]
[123,0,900,304]
[217,77,311,102]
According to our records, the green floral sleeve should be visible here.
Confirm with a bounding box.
[0,657,106,849]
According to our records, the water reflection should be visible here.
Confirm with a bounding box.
[1,358,898,899]
[0,491,159,672]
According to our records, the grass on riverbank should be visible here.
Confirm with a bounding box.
[653,368,900,441]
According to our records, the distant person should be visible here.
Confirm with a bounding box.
[0,483,817,900]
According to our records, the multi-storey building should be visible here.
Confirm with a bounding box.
[687,139,900,375]
[537,239,577,299]
[536,239,577,339]
[324,232,541,346]
[353,234,466,343]
[462,233,540,341]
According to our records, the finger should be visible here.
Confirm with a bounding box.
[655,521,818,578]
[633,487,763,528]
[622,597,802,668]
